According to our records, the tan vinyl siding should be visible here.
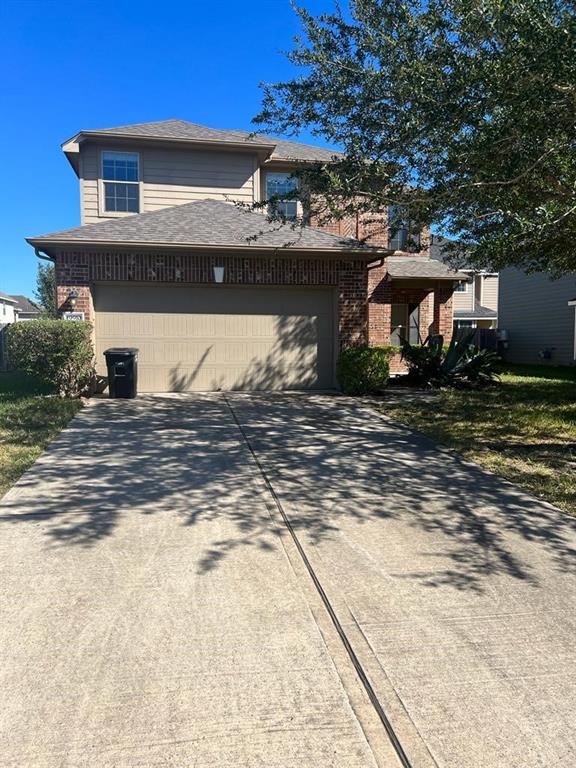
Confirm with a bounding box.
[481,275,499,311]
[499,268,576,365]
[142,148,255,211]
[79,144,99,224]
[452,278,475,311]
[79,144,257,224]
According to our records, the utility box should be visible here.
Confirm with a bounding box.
[104,348,138,398]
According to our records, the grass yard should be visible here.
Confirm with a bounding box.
[0,371,83,498]
[380,363,576,516]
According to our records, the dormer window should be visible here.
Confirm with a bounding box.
[102,151,140,213]
[266,172,298,220]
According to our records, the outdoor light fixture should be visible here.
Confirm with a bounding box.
[213,266,224,283]
[68,289,79,309]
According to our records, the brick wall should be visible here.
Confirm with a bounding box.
[431,283,454,343]
[54,248,454,359]
[54,250,369,348]
[311,203,432,255]
[367,260,455,349]
[367,262,392,345]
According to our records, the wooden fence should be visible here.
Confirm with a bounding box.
[453,327,499,351]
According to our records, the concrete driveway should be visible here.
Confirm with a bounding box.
[1,394,575,767]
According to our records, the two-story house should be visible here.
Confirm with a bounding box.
[430,236,498,330]
[27,119,466,392]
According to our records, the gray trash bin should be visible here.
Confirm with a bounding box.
[104,348,138,398]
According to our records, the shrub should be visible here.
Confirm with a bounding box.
[7,320,95,398]
[337,346,391,395]
[401,332,500,388]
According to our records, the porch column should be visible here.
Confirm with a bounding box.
[338,260,369,348]
[431,282,454,343]
[367,262,391,345]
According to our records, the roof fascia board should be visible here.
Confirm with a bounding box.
[26,237,382,259]
[388,273,468,281]
[64,131,276,155]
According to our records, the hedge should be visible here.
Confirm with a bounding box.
[337,346,391,395]
[7,320,95,398]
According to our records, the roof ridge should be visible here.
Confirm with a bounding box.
[75,118,340,159]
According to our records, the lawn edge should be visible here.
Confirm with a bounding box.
[345,394,572,519]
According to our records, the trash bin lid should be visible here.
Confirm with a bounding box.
[104,347,139,356]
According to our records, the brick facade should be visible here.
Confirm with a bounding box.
[54,244,455,382]
[431,283,454,339]
[54,250,369,348]
[366,260,452,347]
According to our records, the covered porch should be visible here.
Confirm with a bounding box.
[367,256,468,372]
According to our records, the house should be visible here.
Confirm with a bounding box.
[10,295,41,321]
[430,236,498,330]
[0,293,18,325]
[499,269,576,365]
[0,293,18,370]
[27,119,466,392]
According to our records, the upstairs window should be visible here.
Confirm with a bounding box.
[387,205,420,251]
[266,172,298,220]
[454,280,468,292]
[102,151,140,213]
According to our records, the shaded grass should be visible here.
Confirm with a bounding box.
[378,363,576,516]
[0,371,83,498]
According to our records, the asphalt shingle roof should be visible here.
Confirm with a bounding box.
[454,302,498,319]
[386,256,468,281]
[10,295,41,314]
[28,199,370,252]
[81,119,339,162]
[429,235,476,270]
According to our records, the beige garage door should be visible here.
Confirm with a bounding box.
[94,284,336,392]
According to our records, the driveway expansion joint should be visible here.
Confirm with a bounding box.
[223,394,414,768]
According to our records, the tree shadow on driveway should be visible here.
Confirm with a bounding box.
[0,392,575,591]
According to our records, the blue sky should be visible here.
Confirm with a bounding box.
[0,0,335,296]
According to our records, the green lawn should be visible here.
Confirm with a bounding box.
[0,372,83,498]
[379,363,576,516]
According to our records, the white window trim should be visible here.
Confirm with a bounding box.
[263,171,302,219]
[98,150,143,218]
[455,280,469,293]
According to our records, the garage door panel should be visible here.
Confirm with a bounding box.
[94,284,336,392]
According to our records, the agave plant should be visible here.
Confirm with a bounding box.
[400,332,500,388]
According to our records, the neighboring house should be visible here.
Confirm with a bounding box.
[0,293,18,324]
[0,293,18,370]
[27,119,466,392]
[430,236,498,329]
[10,295,41,321]
[499,269,576,366]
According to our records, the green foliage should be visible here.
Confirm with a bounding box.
[254,0,576,274]
[337,345,391,394]
[6,320,94,398]
[401,333,500,388]
[34,262,58,318]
